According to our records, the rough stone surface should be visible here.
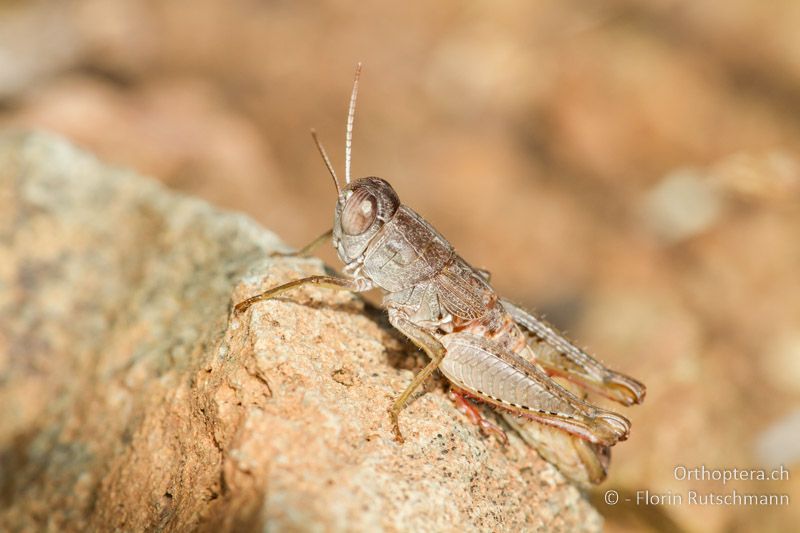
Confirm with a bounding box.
[0,132,601,532]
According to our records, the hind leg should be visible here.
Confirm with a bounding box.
[502,299,646,406]
[503,415,611,486]
[438,332,631,447]
[449,387,508,445]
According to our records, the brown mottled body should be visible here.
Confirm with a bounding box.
[234,65,645,484]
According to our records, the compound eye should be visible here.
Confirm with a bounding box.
[342,188,377,235]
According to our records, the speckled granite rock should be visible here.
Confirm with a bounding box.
[0,131,601,532]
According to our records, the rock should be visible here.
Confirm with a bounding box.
[0,131,602,531]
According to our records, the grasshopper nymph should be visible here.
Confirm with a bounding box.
[235,64,645,485]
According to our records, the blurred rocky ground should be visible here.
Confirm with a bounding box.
[0,132,602,531]
[0,1,799,531]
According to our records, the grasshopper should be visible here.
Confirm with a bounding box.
[235,64,645,484]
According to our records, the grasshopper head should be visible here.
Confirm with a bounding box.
[333,177,399,263]
[311,65,400,264]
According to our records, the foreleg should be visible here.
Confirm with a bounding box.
[271,229,332,258]
[234,275,359,314]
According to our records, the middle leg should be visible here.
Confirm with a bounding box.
[387,310,448,444]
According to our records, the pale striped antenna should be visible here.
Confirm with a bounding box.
[344,62,362,185]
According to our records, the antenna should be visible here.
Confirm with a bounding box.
[345,62,362,185]
[310,129,342,200]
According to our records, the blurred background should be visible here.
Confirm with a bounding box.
[1,0,798,531]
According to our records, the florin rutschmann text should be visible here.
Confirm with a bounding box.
[602,465,791,507]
